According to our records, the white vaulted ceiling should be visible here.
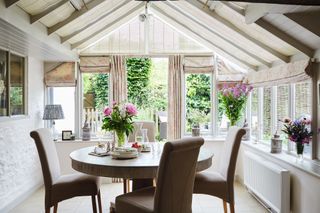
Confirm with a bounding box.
[1,0,320,71]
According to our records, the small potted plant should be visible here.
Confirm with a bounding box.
[189,109,209,137]
[280,116,313,161]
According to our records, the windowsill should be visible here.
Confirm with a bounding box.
[0,115,30,122]
[242,140,320,179]
[55,138,112,143]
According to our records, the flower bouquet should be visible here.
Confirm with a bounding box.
[219,83,253,126]
[102,102,137,147]
[280,116,313,160]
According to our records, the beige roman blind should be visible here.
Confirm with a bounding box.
[79,56,110,73]
[44,62,76,87]
[247,59,312,87]
[217,57,244,83]
[183,56,214,73]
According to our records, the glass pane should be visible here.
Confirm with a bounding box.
[295,81,312,119]
[263,87,272,140]
[185,73,211,135]
[82,73,109,137]
[127,58,168,141]
[52,87,75,134]
[251,88,259,139]
[10,54,24,115]
[277,85,289,140]
[0,50,7,116]
[294,81,312,157]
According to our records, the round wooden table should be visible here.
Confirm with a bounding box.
[70,145,213,179]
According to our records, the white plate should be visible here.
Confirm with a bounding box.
[111,151,138,159]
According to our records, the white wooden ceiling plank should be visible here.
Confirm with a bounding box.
[48,0,106,35]
[72,3,144,50]
[184,0,290,63]
[151,4,257,71]
[30,0,69,24]
[222,2,315,58]
[5,0,19,8]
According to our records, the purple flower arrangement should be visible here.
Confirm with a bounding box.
[102,102,137,146]
[219,83,253,126]
[280,116,313,155]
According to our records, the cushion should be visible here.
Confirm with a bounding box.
[116,187,155,213]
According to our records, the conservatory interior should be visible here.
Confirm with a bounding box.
[0,0,320,213]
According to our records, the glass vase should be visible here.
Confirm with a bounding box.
[296,143,304,162]
[115,130,126,147]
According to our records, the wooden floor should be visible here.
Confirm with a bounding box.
[11,182,267,213]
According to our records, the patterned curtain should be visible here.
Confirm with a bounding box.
[44,62,76,87]
[246,59,312,87]
[168,55,183,140]
[110,55,127,104]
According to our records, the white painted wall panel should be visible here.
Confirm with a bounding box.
[0,57,44,212]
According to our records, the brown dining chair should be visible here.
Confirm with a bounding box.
[30,128,102,213]
[115,137,204,213]
[193,126,246,213]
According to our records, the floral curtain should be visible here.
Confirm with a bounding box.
[246,59,312,87]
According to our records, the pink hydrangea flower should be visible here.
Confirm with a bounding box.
[125,103,137,116]
[103,107,112,116]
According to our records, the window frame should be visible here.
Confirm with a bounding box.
[0,48,27,119]
[250,80,314,159]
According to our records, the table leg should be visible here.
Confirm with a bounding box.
[132,178,154,191]
[122,178,130,193]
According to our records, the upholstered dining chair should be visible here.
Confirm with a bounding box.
[193,126,246,213]
[115,137,204,213]
[128,121,156,142]
[30,128,102,213]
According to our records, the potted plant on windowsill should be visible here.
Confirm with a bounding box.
[280,116,313,161]
[219,83,253,126]
[189,109,209,137]
[102,102,137,147]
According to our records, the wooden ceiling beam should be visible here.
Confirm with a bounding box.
[71,3,144,50]
[48,0,106,35]
[30,0,70,24]
[216,0,320,6]
[165,1,271,68]
[185,0,290,63]
[151,4,257,71]
[61,0,131,44]
[285,11,320,38]
[223,2,315,57]
[5,0,20,8]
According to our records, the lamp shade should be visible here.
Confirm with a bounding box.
[43,104,64,120]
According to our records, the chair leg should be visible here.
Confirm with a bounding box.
[91,195,97,213]
[97,191,102,213]
[229,201,235,213]
[45,207,50,213]
[53,203,58,213]
[223,200,228,213]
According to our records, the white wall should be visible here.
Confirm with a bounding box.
[0,57,44,212]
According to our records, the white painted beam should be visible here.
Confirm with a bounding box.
[72,3,144,50]
[184,0,290,63]
[164,1,271,68]
[151,4,257,71]
[61,0,131,44]
[5,0,19,8]
[30,0,69,24]
[245,4,273,24]
[48,0,106,35]
[223,2,315,58]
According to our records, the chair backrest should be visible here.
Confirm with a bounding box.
[30,128,61,188]
[218,126,246,182]
[128,121,156,142]
[154,137,204,213]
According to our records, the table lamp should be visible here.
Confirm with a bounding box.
[43,104,64,141]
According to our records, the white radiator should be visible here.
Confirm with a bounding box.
[244,151,290,213]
